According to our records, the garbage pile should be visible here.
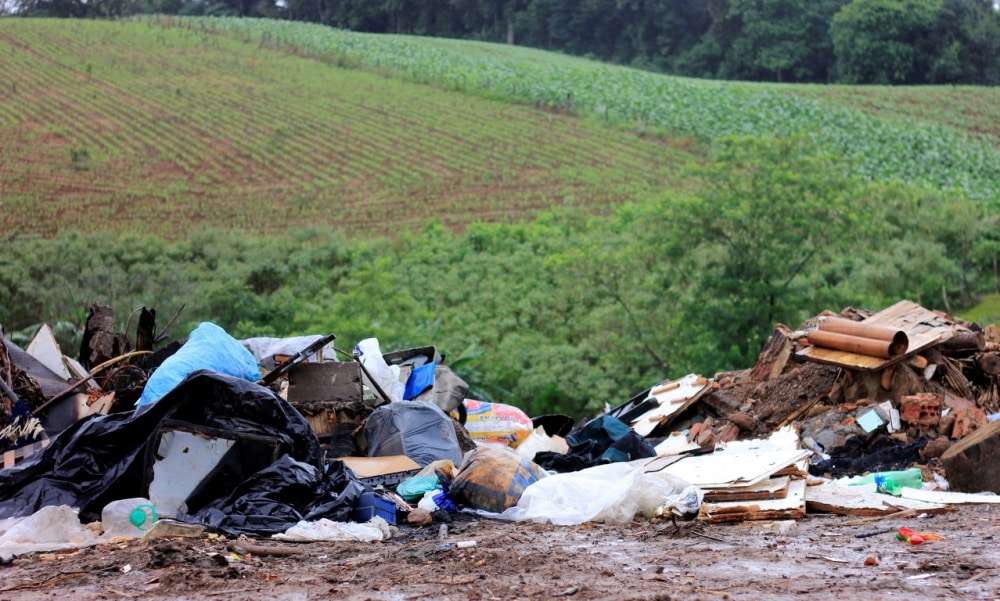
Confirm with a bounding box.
[2,299,999,561]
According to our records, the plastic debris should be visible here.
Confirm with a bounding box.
[272,517,392,542]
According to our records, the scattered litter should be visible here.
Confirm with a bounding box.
[480,461,701,525]
[896,527,944,545]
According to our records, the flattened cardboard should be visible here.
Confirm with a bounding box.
[340,455,420,479]
[805,481,947,516]
[703,477,790,503]
[699,478,807,523]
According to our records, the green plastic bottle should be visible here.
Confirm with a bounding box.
[848,468,923,496]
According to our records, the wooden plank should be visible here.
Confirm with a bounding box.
[339,455,420,479]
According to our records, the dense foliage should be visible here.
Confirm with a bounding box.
[170,16,1000,204]
[3,137,996,416]
[10,0,1000,84]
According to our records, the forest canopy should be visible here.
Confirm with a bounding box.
[7,0,1000,84]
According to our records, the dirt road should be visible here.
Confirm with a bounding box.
[1,506,997,600]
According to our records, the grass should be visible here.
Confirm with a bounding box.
[0,19,695,237]
[961,293,1000,326]
[177,16,1000,205]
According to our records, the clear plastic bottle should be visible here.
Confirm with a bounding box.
[101,498,158,538]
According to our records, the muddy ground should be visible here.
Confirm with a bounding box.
[1,506,997,600]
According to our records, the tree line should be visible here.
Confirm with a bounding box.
[9,0,1000,85]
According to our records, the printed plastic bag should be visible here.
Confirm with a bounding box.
[486,462,703,525]
[136,323,260,409]
[450,446,545,513]
[355,338,404,403]
[463,400,533,448]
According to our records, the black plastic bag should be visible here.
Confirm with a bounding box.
[0,371,350,535]
[190,456,364,537]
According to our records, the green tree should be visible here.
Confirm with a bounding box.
[831,0,942,84]
[720,0,846,81]
[660,137,859,366]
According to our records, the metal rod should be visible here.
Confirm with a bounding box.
[332,346,393,405]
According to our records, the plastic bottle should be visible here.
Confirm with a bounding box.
[101,498,158,538]
[848,468,923,496]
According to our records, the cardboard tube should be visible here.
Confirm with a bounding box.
[818,318,908,354]
[819,317,899,341]
[807,330,904,358]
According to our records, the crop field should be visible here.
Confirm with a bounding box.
[184,16,1000,205]
[0,19,693,237]
[783,84,1000,147]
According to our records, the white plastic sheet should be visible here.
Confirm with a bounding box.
[355,338,404,403]
[242,335,337,370]
[482,462,702,525]
[0,506,98,561]
[272,517,392,542]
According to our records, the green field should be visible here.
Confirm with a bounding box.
[0,19,694,236]
[181,16,1000,204]
[785,84,1000,147]
[2,17,998,239]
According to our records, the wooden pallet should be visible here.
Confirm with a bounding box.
[2,438,50,469]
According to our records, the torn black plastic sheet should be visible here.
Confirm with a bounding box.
[0,371,362,536]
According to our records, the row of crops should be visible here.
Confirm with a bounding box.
[0,19,690,236]
[171,16,1000,204]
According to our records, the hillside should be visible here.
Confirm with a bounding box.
[1,17,997,239]
[0,19,693,237]
[185,17,999,205]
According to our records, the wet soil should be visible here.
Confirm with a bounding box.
[0,506,997,600]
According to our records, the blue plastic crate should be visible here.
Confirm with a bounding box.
[353,492,397,525]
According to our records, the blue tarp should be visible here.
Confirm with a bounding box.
[403,362,436,400]
[135,322,260,410]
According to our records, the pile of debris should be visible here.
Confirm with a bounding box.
[1,299,999,562]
